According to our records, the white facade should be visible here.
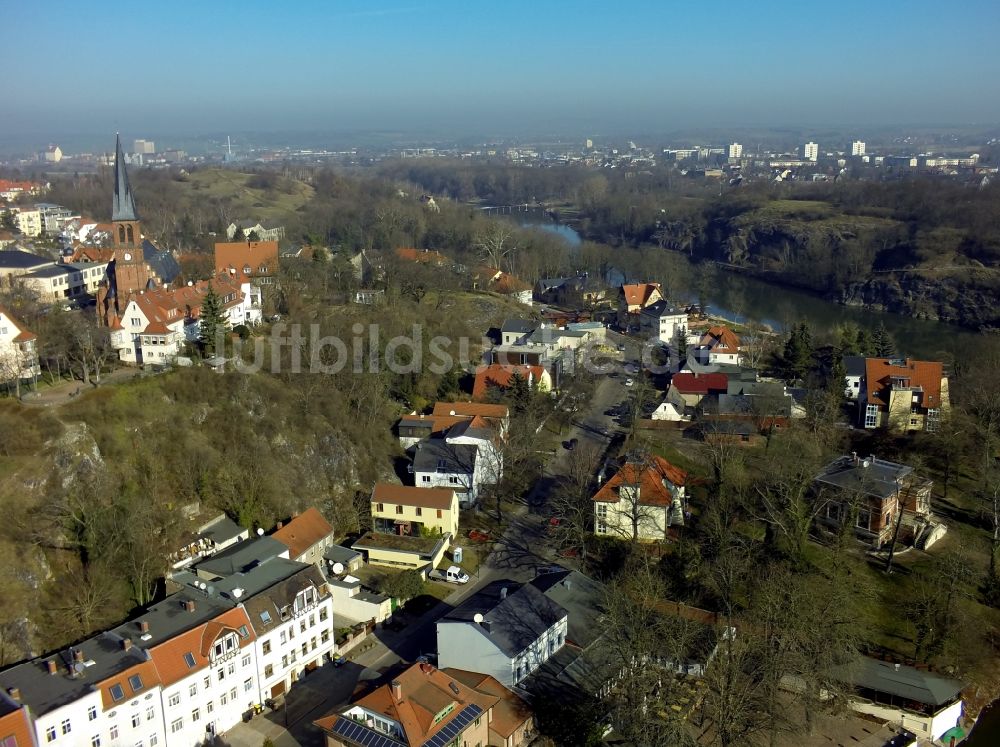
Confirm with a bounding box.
[111,300,186,365]
[161,630,258,746]
[98,680,166,747]
[20,262,108,302]
[236,282,262,325]
[251,586,336,702]
[851,140,866,156]
[728,143,743,159]
[437,614,568,689]
[13,208,42,237]
[803,142,819,161]
[0,309,39,380]
[639,308,687,344]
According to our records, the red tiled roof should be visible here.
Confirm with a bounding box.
[97,659,162,710]
[0,305,33,342]
[699,325,740,352]
[372,483,456,510]
[442,668,532,739]
[214,240,278,278]
[396,247,448,264]
[150,607,254,687]
[339,663,499,746]
[593,455,687,506]
[271,507,333,558]
[620,283,661,308]
[864,358,944,408]
[670,372,728,395]
[472,363,545,400]
[0,706,36,747]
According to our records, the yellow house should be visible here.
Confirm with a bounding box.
[371,483,459,538]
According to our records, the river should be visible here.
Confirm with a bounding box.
[508,209,980,360]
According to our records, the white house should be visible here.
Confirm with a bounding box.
[639,300,687,345]
[843,355,866,400]
[651,401,685,422]
[693,326,741,366]
[0,306,39,382]
[243,565,336,702]
[436,581,569,688]
[412,440,484,506]
[593,456,688,542]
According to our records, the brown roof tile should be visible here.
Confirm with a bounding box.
[371,484,456,510]
[271,508,334,559]
[864,358,944,408]
[593,455,687,506]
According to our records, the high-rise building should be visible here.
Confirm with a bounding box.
[133,139,155,154]
[728,142,743,159]
[803,142,819,161]
[585,138,593,149]
[851,140,866,156]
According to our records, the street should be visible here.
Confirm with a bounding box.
[225,351,637,746]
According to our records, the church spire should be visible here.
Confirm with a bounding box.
[112,133,138,222]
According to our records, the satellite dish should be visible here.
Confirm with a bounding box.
[123,252,132,261]
[199,582,207,590]
[256,527,264,536]
[473,613,484,624]
[332,562,345,575]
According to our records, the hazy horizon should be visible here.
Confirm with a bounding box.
[5,0,1000,145]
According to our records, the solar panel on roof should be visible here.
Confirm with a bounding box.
[329,717,406,747]
[422,704,483,747]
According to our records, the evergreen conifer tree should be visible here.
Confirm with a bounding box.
[198,283,229,356]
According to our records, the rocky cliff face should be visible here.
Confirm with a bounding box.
[839,273,1000,331]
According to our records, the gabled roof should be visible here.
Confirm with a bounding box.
[271,508,333,559]
[864,357,944,408]
[142,240,180,284]
[0,306,33,341]
[411,440,477,476]
[669,372,729,395]
[241,564,327,636]
[593,455,686,506]
[337,662,499,747]
[843,355,867,377]
[372,483,456,510]
[641,299,686,318]
[442,580,568,659]
[442,668,532,739]
[0,705,34,747]
[699,325,741,352]
[620,282,661,307]
[472,363,545,400]
[112,134,139,222]
[395,246,448,265]
[835,656,963,707]
[214,240,279,278]
[500,318,538,335]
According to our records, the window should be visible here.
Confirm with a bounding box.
[421,476,431,483]
[319,608,328,622]
[308,614,315,627]
[46,727,56,743]
[168,693,180,707]
[131,317,141,326]
[244,678,253,692]
[220,692,228,706]
[281,655,288,668]
[321,630,330,644]
[395,504,404,515]
[91,736,101,747]
[203,676,210,690]
[910,418,918,427]
[149,737,157,747]
[243,265,252,275]
[238,625,249,638]
[415,506,422,517]
[264,664,274,678]
[110,684,125,702]
[300,620,307,634]
[88,706,98,721]
[61,719,71,735]
[217,668,225,682]
[301,643,308,656]
[260,610,272,625]
[183,652,196,669]
[131,713,140,728]
[191,708,200,722]
[279,631,286,644]
[146,707,155,721]
[864,404,879,429]
[436,509,442,519]
[290,650,297,663]
[227,662,235,675]
[449,476,459,484]
[311,637,317,651]
[109,726,118,741]
[230,688,237,701]
[170,719,183,734]
[262,640,271,655]
[206,702,214,714]
[376,503,384,512]
[241,654,251,667]
[128,674,144,692]
[856,508,872,531]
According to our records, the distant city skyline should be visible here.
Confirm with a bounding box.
[4,0,1000,138]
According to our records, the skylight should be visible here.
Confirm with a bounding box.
[183,652,196,669]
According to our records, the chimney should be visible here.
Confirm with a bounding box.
[138,620,149,634]
[183,600,196,613]
[851,451,858,465]
[500,587,508,600]
[6,688,19,702]
[73,649,84,663]
[894,662,900,671]
[46,660,58,675]
[390,680,402,701]
[122,639,132,652]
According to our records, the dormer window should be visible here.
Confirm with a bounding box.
[243,265,251,275]
[128,674,144,693]
[110,684,125,702]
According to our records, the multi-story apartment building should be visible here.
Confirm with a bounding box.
[242,565,335,702]
[851,140,866,156]
[10,207,42,237]
[639,300,687,345]
[20,261,109,302]
[803,141,819,161]
[371,483,459,538]
[728,142,743,159]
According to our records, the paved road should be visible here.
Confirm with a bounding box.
[226,361,635,746]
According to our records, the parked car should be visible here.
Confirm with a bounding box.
[428,565,470,584]
[625,377,634,387]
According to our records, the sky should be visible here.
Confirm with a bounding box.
[3,0,1000,141]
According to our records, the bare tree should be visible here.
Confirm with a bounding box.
[474,222,516,271]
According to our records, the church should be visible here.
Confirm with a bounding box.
[96,134,163,327]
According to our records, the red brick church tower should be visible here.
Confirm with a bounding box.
[97,134,154,326]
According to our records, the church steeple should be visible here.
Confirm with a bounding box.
[112,133,138,222]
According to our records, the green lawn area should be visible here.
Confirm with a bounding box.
[178,169,314,225]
